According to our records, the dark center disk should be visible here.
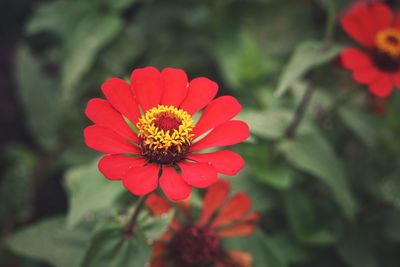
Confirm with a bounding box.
[168,226,221,267]
[386,35,399,45]
[154,114,181,132]
[371,48,400,73]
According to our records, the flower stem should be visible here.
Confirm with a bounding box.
[285,84,315,138]
[324,0,336,45]
[123,195,149,239]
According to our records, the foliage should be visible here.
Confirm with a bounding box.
[1,0,400,266]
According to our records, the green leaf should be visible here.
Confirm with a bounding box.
[61,14,122,101]
[338,106,379,148]
[140,210,174,242]
[65,159,125,228]
[7,216,89,267]
[285,192,336,245]
[16,45,60,149]
[278,129,357,219]
[238,109,292,140]
[80,224,151,267]
[274,41,342,97]
[270,232,312,264]
[225,230,288,267]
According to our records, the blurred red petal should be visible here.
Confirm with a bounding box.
[85,98,138,142]
[216,250,253,267]
[190,121,249,152]
[341,48,372,69]
[211,192,251,228]
[369,74,393,97]
[394,72,400,89]
[160,167,192,201]
[123,164,160,195]
[160,68,189,107]
[197,179,230,226]
[352,66,381,84]
[341,2,392,47]
[145,193,171,216]
[84,125,140,154]
[179,77,218,115]
[101,78,140,124]
[178,161,218,188]
[194,96,242,138]
[98,155,146,180]
[187,150,244,176]
[131,66,162,111]
[217,212,260,238]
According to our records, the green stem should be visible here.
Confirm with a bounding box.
[324,0,336,45]
[123,195,149,239]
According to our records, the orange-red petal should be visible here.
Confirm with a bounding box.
[145,193,171,216]
[211,192,251,228]
[217,212,260,238]
[131,66,163,111]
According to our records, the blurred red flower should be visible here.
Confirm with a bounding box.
[146,179,259,267]
[340,1,400,97]
[84,67,249,201]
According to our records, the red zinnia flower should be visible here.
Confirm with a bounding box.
[340,1,400,97]
[146,179,259,267]
[84,67,249,200]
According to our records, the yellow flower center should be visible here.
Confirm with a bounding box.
[136,105,194,164]
[375,28,400,57]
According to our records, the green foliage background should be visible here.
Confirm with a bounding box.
[1,0,400,266]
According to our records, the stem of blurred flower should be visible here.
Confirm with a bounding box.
[285,1,336,138]
[123,194,149,239]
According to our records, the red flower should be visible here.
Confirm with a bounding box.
[340,1,400,97]
[146,179,259,267]
[84,67,249,200]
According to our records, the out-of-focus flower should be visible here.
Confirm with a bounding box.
[340,1,400,97]
[146,179,259,267]
[84,67,249,201]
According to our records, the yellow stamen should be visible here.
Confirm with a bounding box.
[136,105,194,152]
[375,28,400,57]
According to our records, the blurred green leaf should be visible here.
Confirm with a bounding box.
[64,159,124,228]
[274,41,342,97]
[238,109,292,140]
[0,146,36,225]
[16,45,60,149]
[380,169,400,209]
[383,210,400,242]
[225,229,288,267]
[278,129,357,219]
[26,1,85,36]
[285,192,336,245]
[7,216,89,267]
[80,224,150,267]
[215,31,276,89]
[140,210,174,242]
[62,14,122,100]
[270,232,312,264]
[338,106,379,148]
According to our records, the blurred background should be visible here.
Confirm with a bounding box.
[1,0,400,266]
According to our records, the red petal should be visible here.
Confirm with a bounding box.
[395,14,400,28]
[131,66,162,111]
[341,2,392,47]
[197,180,230,226]
[85,98,138,142]
[84,125,140,154]
[160,68,188,107]
[101,78,140,124]
[194,96,242,138]
[159,167,192,201]
[179,77,218,115]
[217,250,253,267]
[352,66,381,84]
[211,193,251,228]
[217,212,260,237]
[122,164,160,195]
[98,155,146,180]
[190,120,249,152]
[369,74,393,97]
[145,194,171,216]
[340,48,372,69]
[187,150,244,176]
[178,161,218,188]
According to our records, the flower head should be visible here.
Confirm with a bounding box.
[146,179,259,267]
[340,1,400,97]
[84,67,249,200]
